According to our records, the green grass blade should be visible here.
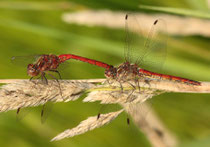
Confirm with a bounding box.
[139,5,210,19]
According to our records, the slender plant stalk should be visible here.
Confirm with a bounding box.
[0,79,209,146]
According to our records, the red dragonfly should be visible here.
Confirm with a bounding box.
[104,14,200,86]
[57,14,201,123]
[26,54,111,81]
[11,54,110,81]
[12,53,111,122]
[58,14,201,121]
[58,15,201,86]
[13,14,201,122]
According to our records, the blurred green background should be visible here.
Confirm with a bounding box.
[0,0,210,147]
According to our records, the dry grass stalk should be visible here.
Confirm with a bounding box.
[62,10,210,61]
[62,10,210,37]
[0,79,209,145]
[124,103,177,147]
[0,79,106,84]
[0,1,86,11]
[51,109,123,141]
[208,0,210,8]
[84,80,163,104]
[85,89,159,104]
[0,80,95,112]
[85,80,210,105]
[0,79,209,113]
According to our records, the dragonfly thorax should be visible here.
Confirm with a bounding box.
[116,62,139,81]
[105,62,140,82]
[27,54,60,77]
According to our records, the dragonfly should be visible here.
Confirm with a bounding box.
[11,53,111,123]
[104,14,200,86]
[57,14,201,121]
[12,54,110,82]
[12,13,201,123]
[56,15,200,86]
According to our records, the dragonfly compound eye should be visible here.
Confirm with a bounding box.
[27,64,39,77]
[104,66,117,79]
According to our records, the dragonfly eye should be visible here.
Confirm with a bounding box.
[27,64,39,77]
[105,66,116,78]
[110,67,117,78]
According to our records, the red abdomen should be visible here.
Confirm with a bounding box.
[139,69,201,86]
[58,54,111,69]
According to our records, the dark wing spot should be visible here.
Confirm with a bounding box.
[17,107,21,114]
[127,118,130,125]
[125,14,128,20]
[154,128,164,137]
[97,113,101,119]
[154,19,158,25]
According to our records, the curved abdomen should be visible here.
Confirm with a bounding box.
[58,54,111,69]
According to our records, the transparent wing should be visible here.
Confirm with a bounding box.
[124,14,167,124]
[16,103,53,124]
[124,13,146,63]
[11,55,42,67]
[41,102,54,124]
[125,14,167,72]
[16,107,32,122]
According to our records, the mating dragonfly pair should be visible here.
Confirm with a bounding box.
[12,14,201,122]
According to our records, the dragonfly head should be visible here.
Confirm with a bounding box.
[105,66,117,79]
[27,64,39,77]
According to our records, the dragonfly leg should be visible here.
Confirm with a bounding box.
[116,79,124,92]
[41,74,44,82]
[47,73,63,97]
[106,79,111,85]
[29,77,33,81]
[29,76,36,84]
[119,82,124,92]
[134,78,141,93]
[49,70,62,79]
[29,76,40,85]
[128,81,136,90]
[41,72,48,85]
[126,88,135,103]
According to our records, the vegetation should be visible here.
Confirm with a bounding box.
[0,0,210,146]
